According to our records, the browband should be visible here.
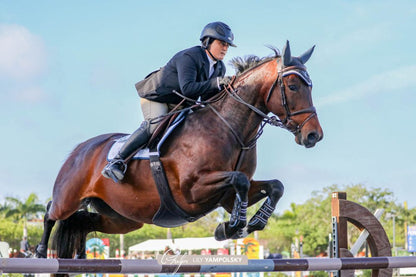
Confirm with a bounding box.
[282,69,312,87]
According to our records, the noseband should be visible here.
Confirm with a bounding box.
[265,65,317,136]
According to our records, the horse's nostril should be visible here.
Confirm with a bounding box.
[307,132,319,144]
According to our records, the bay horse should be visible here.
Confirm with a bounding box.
[35,41,323,259]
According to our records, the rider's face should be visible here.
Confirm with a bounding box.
[209,39,230,60]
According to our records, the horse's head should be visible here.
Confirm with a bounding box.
[264,41,323,148]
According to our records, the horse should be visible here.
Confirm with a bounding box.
[10,248,34,258]
[35,41,323,260]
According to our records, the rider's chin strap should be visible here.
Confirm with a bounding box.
[206,49,219,62]
[202,41,219,62]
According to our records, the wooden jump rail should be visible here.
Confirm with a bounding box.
[1,257,416,274]
[332,192,393,277]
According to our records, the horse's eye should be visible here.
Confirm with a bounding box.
[288,85,297,91]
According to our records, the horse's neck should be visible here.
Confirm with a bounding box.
[213,79,266,144]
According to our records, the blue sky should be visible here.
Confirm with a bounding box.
[0,1,415,213]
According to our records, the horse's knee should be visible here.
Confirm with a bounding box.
[270,180,284,199]
[228,172,250,194]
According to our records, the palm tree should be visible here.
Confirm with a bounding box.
[3,193,45,238]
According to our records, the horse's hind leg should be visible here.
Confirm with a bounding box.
[74,233,87,259]
[246,179,284,234]
[71,212,143,259]
[52,209,143,258]
[215,171,250,241]
[35,201,55,258]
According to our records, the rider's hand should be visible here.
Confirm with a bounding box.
[218,76,233,90]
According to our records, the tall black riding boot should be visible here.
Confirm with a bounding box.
[102,120,150,182]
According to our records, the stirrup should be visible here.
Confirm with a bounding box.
[101,160,127,183]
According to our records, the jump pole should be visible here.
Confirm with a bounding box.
[1,257,416,274]
[1,192,407,275]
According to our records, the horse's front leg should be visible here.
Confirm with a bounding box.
[214,171,250,241]
[246,179,284,234]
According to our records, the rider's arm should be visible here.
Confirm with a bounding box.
[176,53,221,100]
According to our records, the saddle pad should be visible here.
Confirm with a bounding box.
[107,110,187,161]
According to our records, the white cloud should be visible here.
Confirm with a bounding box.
[316,65,416,107]
[16,86,47,102]
[0,24,47,80]
[0,24,48,102]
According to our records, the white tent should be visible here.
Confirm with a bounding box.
[128,239,175,252]
[0,241,9,258]
[173,237,230,250]
[128,237,231,253]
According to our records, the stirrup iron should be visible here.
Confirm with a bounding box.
[102,159,127,183]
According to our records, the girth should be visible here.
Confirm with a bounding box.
[147,110,207,227]
[149,149,200,227]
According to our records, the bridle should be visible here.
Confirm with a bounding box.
[214,63,317,171]
[264,64,317,136]
[221,61,316,142]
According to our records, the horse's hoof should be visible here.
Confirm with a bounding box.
[231,227,248,239]
[75,253,86,259]
[214,222,228,241]
[34,244,47,259]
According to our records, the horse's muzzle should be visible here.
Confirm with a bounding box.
[296,130,323,148]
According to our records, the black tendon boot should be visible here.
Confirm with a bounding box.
[102,120,150,182]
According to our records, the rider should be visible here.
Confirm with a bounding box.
[20,236,30,256]
[102,21,236,183]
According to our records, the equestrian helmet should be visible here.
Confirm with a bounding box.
[200,22,236,47]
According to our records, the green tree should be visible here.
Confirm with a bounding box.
[258,184,404,257]
[2,193,45,238]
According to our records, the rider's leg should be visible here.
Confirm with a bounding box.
[141,98,169,134]
[101,99,168,182]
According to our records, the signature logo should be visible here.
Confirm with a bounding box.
[156,250,248,273]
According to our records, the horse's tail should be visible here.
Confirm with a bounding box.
[52,211,91,258]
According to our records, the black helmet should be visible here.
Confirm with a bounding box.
[200,21,236,47]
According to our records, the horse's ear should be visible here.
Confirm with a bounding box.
[282,40,292,67]
[299,45,315,64]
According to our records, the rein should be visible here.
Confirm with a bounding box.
[152,59,316,170]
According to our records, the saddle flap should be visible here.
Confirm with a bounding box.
[147,112,182,149]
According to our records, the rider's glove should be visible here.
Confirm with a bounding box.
[217,76,233,90]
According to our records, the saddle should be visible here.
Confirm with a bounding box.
[107,108,206,227]
[107,111,187,161]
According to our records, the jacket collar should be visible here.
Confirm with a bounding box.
[199,46,210,79]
